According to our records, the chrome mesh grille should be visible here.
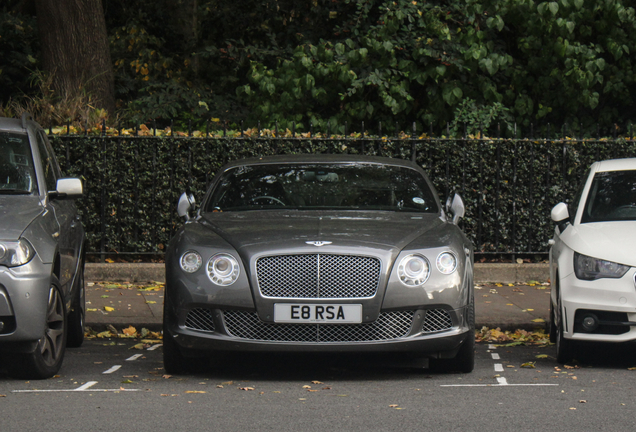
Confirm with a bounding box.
[256,254,381,298]
[422,309,453,333]
[185,308,216,332]
[223,310,414,342]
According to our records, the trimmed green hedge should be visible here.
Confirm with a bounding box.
[49,135,636,260]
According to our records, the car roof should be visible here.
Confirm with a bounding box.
[221,154,423,170]
[0,116,28,133]
[591,157,636,173]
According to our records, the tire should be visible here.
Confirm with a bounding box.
[548,299,557,344]
[162,299,187,374]
[66,262,85,348]
[555,295,576,364]
[430,297,475,373]
[8,278,67,379]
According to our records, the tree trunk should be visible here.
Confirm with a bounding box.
[35,0,115,115]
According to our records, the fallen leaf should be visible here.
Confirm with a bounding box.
[146,301,157,304]
[162,375,172,379]
[185,391,206,394]
[86,308,97,312]
[312,381,323,384]
[579,400,587,403]
[389,404,399,408]
[521,362,536,368]
[104,306,115,312]
[238,387,255,391]
[536,354,549,359]
[532,318,545,323]
[302,385,311,389]
[121,379,133,384]
[122,326,137,336]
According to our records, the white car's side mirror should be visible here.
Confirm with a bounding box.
[177,192,196,221]
[551,202,570,232]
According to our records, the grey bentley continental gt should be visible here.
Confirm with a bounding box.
[163,154,475,373]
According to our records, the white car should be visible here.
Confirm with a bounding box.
[549,158,636,363]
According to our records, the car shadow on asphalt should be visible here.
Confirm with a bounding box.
[176,352,456,381]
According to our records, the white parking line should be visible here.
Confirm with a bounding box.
[494,363,504,372]
[126,354,143,361]
[491,353,500,360]
[75,381,98,391]
[147,344,163,351]
[102,365,122,374]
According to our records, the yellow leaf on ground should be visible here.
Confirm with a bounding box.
[122,326,137,336]
[104,306,115,312]
[532,318,545,323]
[185,391,206,394]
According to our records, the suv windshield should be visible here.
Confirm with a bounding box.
[205,163,439,213]
[0,132,36,194]
[581,169,636,222]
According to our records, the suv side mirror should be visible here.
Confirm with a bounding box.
[177,192,196,220]
[551,202,570,233]
[50,178,83,200]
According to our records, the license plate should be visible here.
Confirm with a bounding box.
[274,304,362,323]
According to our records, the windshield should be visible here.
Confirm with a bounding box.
[581,169,636,223]
[205,162,439,213]
[0,132,36,194]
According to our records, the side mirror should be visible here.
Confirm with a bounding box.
[551,202,570,233]
[50,178,83,200]
[447,193,465,224]
[177,192,196,220]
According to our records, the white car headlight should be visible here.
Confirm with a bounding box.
[207,253,240,286]
[180,250,202,273]
[398,254,430,286]
[436,252,458,275]
[0,239,34,267]
[574,252,630,280]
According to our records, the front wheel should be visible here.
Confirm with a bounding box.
[66,262,85,348]
[8,279,67,379]
[430,299,475,373]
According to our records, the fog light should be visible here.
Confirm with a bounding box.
[581,313,599,332]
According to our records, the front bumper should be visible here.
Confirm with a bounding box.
[0,255,52,345]
[561,269,636,343]
[165,305,471,358]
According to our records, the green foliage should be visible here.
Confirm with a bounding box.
[0,9,39,102]
[239,0,636,133]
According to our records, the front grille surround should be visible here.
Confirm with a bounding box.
[256,253,381,299]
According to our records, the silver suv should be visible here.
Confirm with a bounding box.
[0,113,85,379]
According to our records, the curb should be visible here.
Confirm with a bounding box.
[86,262,550,284]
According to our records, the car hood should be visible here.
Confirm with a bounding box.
[0,196,44,240]
[200,211,445,255]
[566,221,636,266]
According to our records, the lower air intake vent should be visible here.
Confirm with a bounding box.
[223,310,415,342]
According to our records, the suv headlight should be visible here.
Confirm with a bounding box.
[574,252,630,280]
[0,239,35,267]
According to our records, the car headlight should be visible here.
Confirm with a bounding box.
[574,252,630,280]
[180,250,202,273]
[207,253,240,286]
[0,239,34,267]
[436,252,458,274]
[398,254,430,286]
